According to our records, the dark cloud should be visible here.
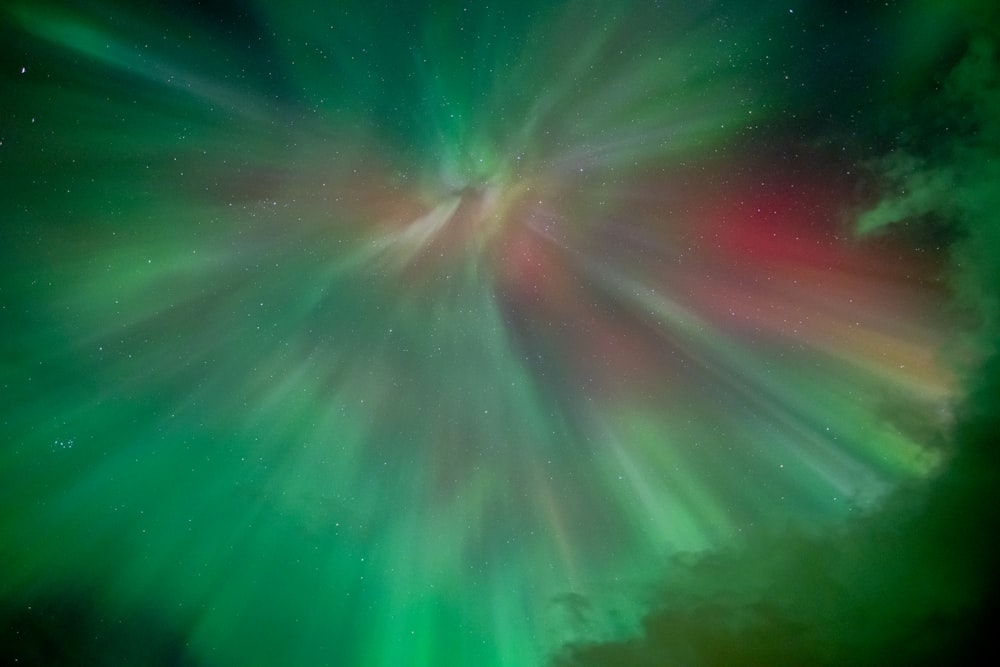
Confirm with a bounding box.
[859,34,1000,352]
[553,362,1000,666]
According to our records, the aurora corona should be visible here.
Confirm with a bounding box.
[2,1,998,666]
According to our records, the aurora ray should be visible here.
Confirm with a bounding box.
[2,1,997,665]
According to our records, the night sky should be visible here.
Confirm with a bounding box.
[2,1,999,665]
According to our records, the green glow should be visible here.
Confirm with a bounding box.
[2,1,996,665]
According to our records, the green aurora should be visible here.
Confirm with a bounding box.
[2,1,999,665]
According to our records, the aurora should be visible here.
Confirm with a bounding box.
[2,1,998,665]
